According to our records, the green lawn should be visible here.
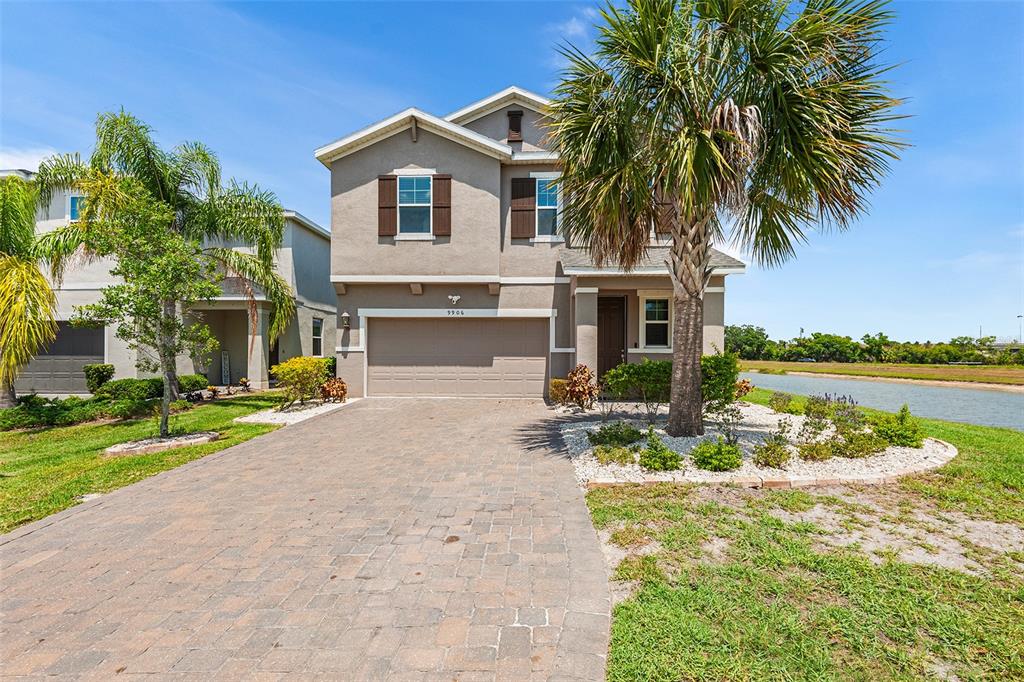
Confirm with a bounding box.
[589,389,1024,681]
[741,360,1024,386]
[0,394,283,533]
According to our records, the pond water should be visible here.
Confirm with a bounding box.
[741,371,1024,431]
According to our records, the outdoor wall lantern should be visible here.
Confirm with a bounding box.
[341,311,350,329]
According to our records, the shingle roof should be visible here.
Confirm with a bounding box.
[560,246,745,273]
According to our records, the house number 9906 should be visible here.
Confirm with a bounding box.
[447,309,465,316]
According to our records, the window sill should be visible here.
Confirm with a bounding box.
[628,347,673,354]
[529,236,565,244]
[394,234,435,241]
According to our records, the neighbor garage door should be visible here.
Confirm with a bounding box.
[367,317,548,397]
[15,322,104,394]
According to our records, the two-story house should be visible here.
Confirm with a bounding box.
[3,169,336,393]
[319,86,745,398]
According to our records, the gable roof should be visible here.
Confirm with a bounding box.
[284,210,330,240]
[445,86,551,125]
[314,107,513,167]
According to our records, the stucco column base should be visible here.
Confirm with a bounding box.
[574,290,598,373]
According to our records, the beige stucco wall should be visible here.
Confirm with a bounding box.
[330,128,502,278]
[498,164,566,277]
[461,105,549,151]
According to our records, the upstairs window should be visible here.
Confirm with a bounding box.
[398,176,431,234]
[69,195,84,221]
[536,178,559,236]
[642,295,671,348]
[312,318,323,357]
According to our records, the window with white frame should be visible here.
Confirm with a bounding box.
[641,293,671,348]
[312,318,323,356]
[69,196,84,222]
[398,176,431,234]
[536,178,559,236]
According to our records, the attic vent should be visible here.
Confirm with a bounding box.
[507,110,523,142]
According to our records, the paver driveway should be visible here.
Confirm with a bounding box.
[0,399,610,680]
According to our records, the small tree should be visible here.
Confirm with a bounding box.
[74,185,220,436]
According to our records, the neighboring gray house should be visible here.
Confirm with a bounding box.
[4,169,335,393]
[318,86,745,398]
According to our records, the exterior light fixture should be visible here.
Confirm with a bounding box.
[341,311,350,329]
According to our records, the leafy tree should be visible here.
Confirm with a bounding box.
[34,112,295,412]
[860,332,890,362]
[725,324,770,360]
[73,183,222,435]
[0,175,65,408]
[548,0,904,435]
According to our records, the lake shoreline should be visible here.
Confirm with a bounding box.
[744,369,1024,394]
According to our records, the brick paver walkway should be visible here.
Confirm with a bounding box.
[0,399,610,680]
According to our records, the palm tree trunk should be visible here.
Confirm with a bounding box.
[667,292,704,435]
[0,380,16,409]
[665,212,714,437]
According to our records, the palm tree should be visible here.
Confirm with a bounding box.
[0,175,59,408]
[34,112,295,410]
[548,0,904,435]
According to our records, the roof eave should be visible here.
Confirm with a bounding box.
[445,86,552,125]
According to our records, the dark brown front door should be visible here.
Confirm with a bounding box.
[597,297,626,379]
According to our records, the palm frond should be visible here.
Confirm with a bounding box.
[0,255,57,384]
[92,110,171,202]
[0,176,38,258]
[188,182,285,268]
[34,153,87,209]
[203,247,295,345]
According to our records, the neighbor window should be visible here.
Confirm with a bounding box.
[642,296,670,348]
[312,318,323,356]
[69,196,84,221]
[536,178,559,236]
[398,176,431,233]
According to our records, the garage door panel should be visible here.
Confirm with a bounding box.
[15,323,104,394]
[367,317,548,397]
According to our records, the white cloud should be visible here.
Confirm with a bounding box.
[929,250,1022,273]
[556,16,588,40]
[0,146,58,172]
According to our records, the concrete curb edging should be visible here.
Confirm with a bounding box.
[586,438,958,490]
[104,431,219,457]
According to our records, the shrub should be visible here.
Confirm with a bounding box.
[734,378,753,399]
[701,352,740,410]
[271,356,329,406]
[549,378,568,405]
[871,404,924,448]
[639,428,680,471]
[753,420,792,469]
[691,437,743,471]
[320,377,348,403]
[602,359,671,424]
[564,364,601,410]
[768,391,793,413]
[169,399,193,414]
[322,356,337,377]
[96,377,164,401]
[588,421,643,447]
[797,440,834,462]
[594,444,638,465]
[837,431,889,458]
[797,395,831,444]
[83,364,115,393]
[104,399,154,421]
[708,402,743,445]
[830,399,866,436]
[177,374,209,394]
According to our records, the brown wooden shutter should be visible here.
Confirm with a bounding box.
[378,175,397,236]
[507,110,523,142]
[654,186,674,236]
[510,177,536,239]
[432,174,451,236]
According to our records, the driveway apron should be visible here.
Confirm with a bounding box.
[0,399,610,680]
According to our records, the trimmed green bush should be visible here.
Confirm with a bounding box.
[95,377,164,401]
[594,444,638,465]
[177,374,208,393]
[871,404,924,448]
[753,421,792,469]
[271,356,329,406]
[837,431,889,458]
[549,378,568,405]
[588,421,643,447]
[83,364,115,393]
[700,352,740,409]
[691,437,743,471]
[639,428,680,471]
[797,440,834,462]
[768,391,794,413]
[0,395,159,430]
[322,356,337,377]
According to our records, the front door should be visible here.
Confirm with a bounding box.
[597,297,626,379]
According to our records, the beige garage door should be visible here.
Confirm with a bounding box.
[367,317,548,397]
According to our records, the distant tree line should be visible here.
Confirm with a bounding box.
[725,326,1021,365]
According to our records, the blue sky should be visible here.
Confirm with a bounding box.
[2,1,1022,342]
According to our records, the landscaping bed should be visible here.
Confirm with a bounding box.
[562,402,957,488]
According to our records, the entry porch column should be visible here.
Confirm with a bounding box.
[247,304,271,390]
[574,287,599,373]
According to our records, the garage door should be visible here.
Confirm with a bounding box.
[15,322,104,394]
[367,317,548,397]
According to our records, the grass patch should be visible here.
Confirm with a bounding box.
[0,394,283,532]
[591,397,1024,680]
[741,360,1024,385]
